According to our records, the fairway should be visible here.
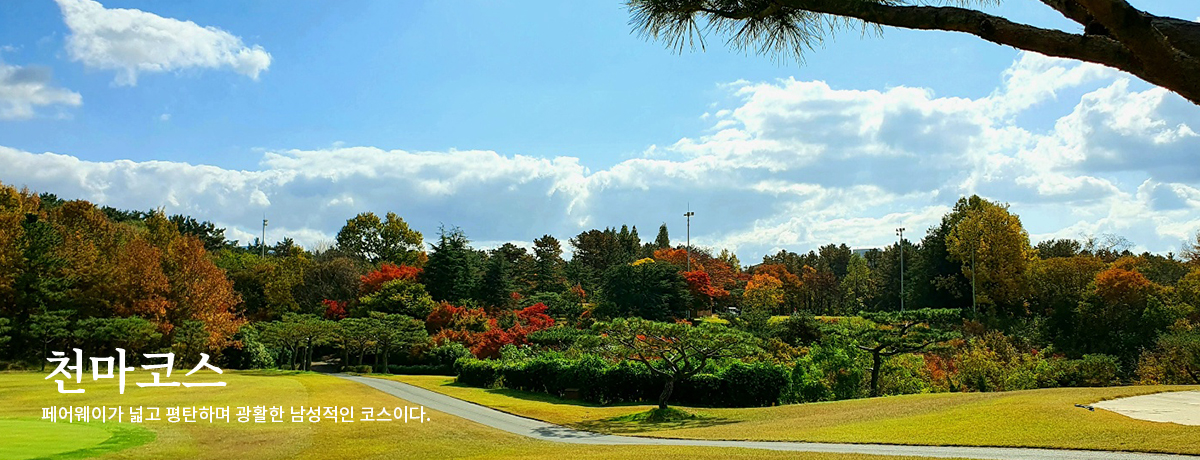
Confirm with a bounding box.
[389,375,1200,455]
[0,419,113,460]
[0,371,958,460]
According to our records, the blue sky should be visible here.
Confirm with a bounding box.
[2,0,1199,260]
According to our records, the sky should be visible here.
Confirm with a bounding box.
[1,0,1199,261]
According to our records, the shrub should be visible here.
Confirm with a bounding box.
[426,342,473,367]
[455,358,502,387]
[718,362,790,407]
[878,354,931,396]
[788,357,830,403]
[451,354,792,407]
[957,347,1006,392]
[1066,354,1122,387]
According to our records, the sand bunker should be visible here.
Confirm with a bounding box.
[1092,391,1200,425]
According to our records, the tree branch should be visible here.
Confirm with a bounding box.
[1038,0,1092,28]
[665,0,1200,104]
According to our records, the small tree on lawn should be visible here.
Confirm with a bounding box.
[853,308,960,397]
[369,312,427,373]
[601,317,755,410]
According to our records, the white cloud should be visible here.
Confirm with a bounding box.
[0,60,81,120]
[55,0,271,86]
[1,52,1199,260]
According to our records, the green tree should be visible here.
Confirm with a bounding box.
[261,316,306,370]
[168,214,229,251]
[336,317,378,366]
[852,308,961,397]
[369,312,427,373]
[335,212,424,265]
[595,260,690,321]
[601,317,756,409]
[569,228,626,291]
[423,227,482,303]
[1036,238,1083,259]
[626,0,1200,106]
[29,310,72,372]
[653,224,670,250]
[946,196,1032,315]
[170,320,209,364]
[532,235,566,293]
[840,254,873,314]
[76,316,163,363]
[0,317,10,353]
[1137,321,1199,384]
[356,279,437,318]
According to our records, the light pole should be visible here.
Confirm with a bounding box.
[684,210,695,272]
[971,231,979,316]
[896,227,905,312]
[261,217,268,257]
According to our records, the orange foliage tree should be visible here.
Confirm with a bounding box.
[428,303,555,358]
[360,262,422,295]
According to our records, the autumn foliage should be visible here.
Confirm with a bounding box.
[360,262,422,295]
[428,302,555,358]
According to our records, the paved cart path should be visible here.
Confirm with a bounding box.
[337,374,1200,460]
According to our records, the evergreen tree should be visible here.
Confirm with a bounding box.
[423,227,481,303]
[654,223,670,250]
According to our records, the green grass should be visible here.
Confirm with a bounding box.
[0,418,154,460]
[0,371,952,460]
[390,375,1200,455]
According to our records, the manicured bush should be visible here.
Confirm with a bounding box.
[452,355,792,407]
[455,358,502,387]
[426,342,473,367]
[717,361,790,407]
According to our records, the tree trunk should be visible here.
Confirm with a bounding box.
[305,339,313,371]
[41,341,47,372]
[658,378,675,410]
[382,348,390,374]
[870,352,883,398]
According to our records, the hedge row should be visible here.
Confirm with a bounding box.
[455,355,790,407]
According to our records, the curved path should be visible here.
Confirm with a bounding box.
[337,374,1200,460]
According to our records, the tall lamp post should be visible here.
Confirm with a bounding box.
[684,210,695,271]
[261,217,268,257]
[896,227,905,313]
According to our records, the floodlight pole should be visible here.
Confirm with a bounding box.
[897,227,905,313]
[685,209,695,272]
[261,217,268,257]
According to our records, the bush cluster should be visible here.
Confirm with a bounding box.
[455,355,790,407]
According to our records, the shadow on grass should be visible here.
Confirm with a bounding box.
[42,423,156,460]
[439,381,623,408]
[569,407,738,434]
[234,369,317,377]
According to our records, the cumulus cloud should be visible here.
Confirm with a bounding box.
[1,52,1199,259]
[0,60,81,120]
[55,0,271,85]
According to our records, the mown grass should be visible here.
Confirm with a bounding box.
[390,375,1200,455]
[0,371,954,460]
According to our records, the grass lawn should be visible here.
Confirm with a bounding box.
[389,375,1200,455]
[0,371,952,460]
